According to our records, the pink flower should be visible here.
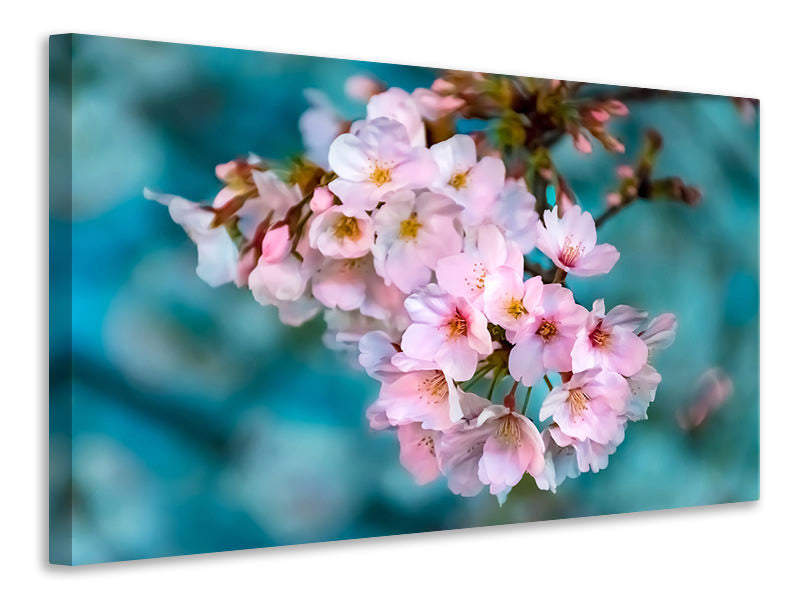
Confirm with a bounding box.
[397,423,441,484]
[144,189,238,287]
[475,405,546,499]
[571,300,649,376]
[540,369,629,444]
[502,280,589,387]
[372,190,463,293]
[327,117,437,212]
[401,284,492,381]
[308,205,374,259]
[436,402,546,501]
[366,88,426,147]
[535,205,620,276]
[429,134,505,226]
[483,268,544,335]
[375,369,460,431]
[366,363,483,432]
[435,224,522,309]
[311,256,405,322]
[249,252,309,306]
[491,179,538,253]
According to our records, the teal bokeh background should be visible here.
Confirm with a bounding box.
[50,34,759,564]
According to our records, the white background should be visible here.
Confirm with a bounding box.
[1,1,792,596]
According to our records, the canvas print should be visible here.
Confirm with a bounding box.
[49,34,759,565]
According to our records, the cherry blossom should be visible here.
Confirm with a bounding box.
[327,117,437,212]
[483,267,543,335]
[504,281,589,387]
[372,190,463,293]
[475,405,546,498]
[535,205,620,276]
[152,74,682,504]
[435,224,523,309]
[571,299,649,376]
[540,369,630,444]
[401,284,492,381]
[308,205,374,259]
[429,134,505,226]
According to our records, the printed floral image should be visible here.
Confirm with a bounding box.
[50,34,759,565]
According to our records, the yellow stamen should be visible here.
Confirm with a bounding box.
[449,171,469,190]
[370,165,392,187]
[419,372,448,405]
[536,320,558,341]
[507,298,527,319]
[496,415,521,447]
[447,310,468,339]
[567,389,590,416]
[398,213,422,240]
[333,215,360,239]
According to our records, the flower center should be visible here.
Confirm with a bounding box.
[419,371,449,405]
[496,415,521,447]
[370,165,392,187]
[447,309,468,339]
[567,389,590,416]
[398,213,422,240]
[333,215,361,240]
[589,326,610,348]
[506,298,527,319]
[536,319,558,341]
[558,235,584,267]
[449,170,469,190]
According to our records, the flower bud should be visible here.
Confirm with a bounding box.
[260,224,291,263]
[573,133,592,154]
[310,186,335,213]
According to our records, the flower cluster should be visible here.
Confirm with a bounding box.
[147,75,679,503]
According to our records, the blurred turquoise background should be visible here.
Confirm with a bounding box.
[49,34,759,565]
